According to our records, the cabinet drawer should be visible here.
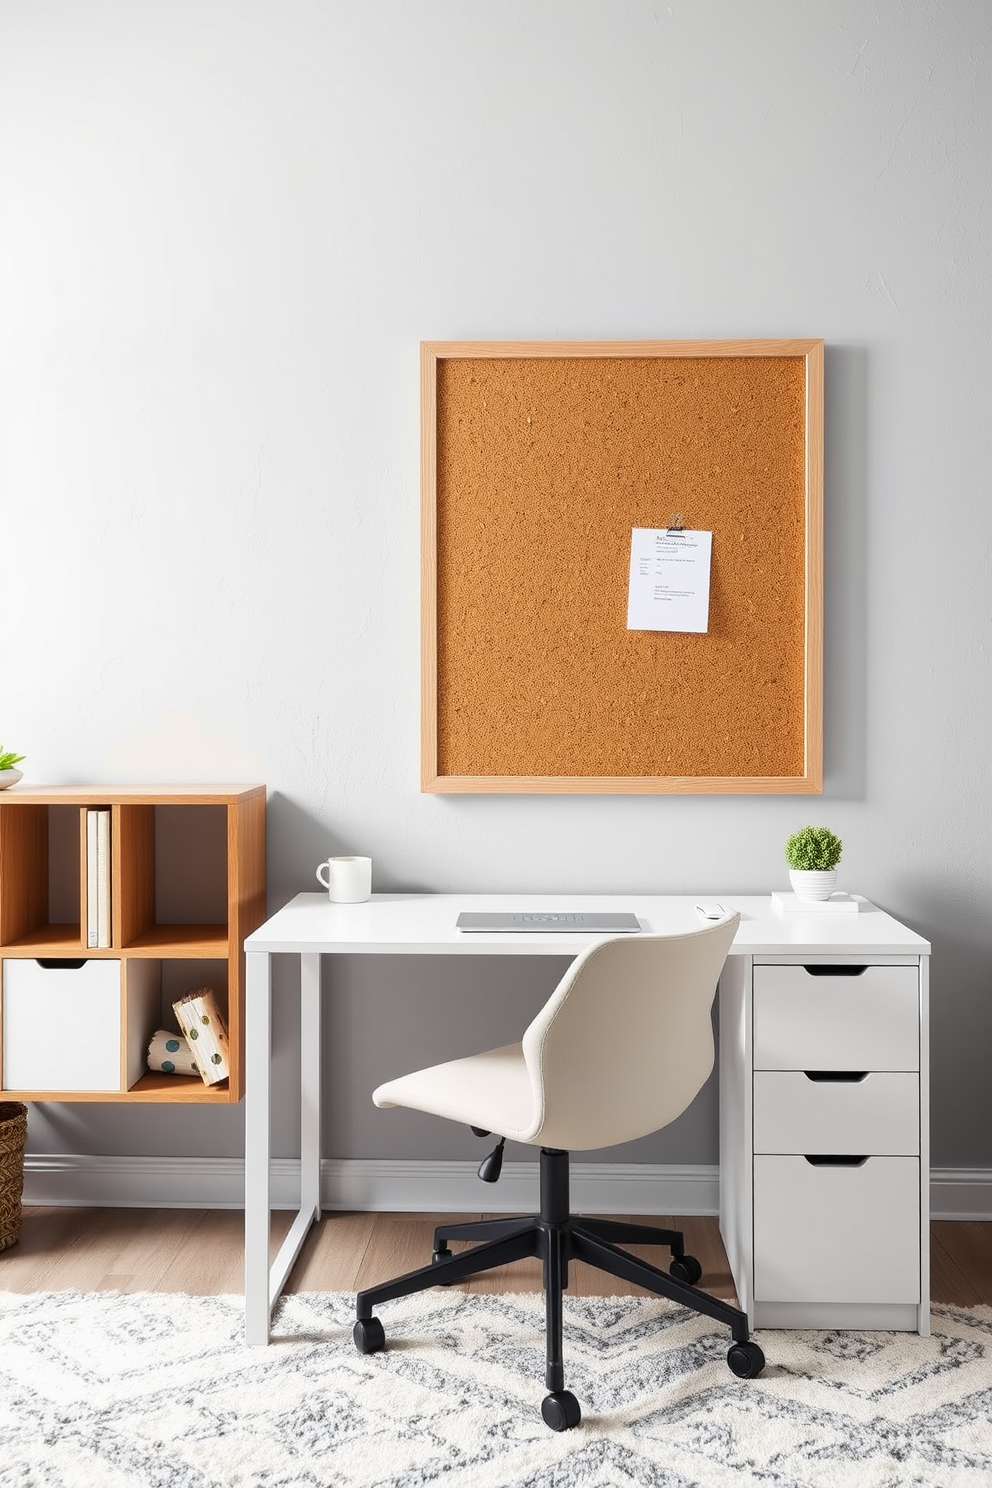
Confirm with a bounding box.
[2,957,123,1092]
[754,1155,920,1303]
[753,1071,919,1155]
[753,965,919,1070]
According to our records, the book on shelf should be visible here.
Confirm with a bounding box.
[86,810,98,947]
[96,809,111,946]
[172,987,231,1086]
[85,808,112,948]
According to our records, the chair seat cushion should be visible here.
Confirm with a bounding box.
[373,1042,538,1142]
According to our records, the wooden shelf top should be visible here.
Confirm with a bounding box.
[1,924,230,957]
[124,925,231,956]
[0,924,85,954]
[128,1071,235,1102]
[0,784,265,804]
[1,1072,236,1104]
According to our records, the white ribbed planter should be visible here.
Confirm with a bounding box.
[789,869,838,901]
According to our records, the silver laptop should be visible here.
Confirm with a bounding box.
[456,911,641,933]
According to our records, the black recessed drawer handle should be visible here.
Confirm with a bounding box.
[802,965,868,977]
[804,1155,869,1167]
[35,958,88,970]
[803,1070,869,1083]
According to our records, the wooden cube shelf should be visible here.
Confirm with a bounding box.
[0,785,265,1103]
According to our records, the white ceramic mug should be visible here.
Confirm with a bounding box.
[315,855,372,903]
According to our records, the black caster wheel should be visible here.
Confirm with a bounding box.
[669,1254,703,1285]
[353,1317,386,1355]
[727,1340,765,1378]
[541,1390,582,1431]
[431,1246,455,1284]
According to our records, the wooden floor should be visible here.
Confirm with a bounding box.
[3,1209,992,1307]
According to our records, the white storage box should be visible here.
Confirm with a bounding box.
[2,958,123,1092]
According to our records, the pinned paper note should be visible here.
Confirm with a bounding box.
[626,527,712,633]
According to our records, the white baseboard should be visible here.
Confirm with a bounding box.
[21,1156,717,1213]
[318,1160,720,1216]
[21,1155,992,1220]
[23,1154,250,1210]
[929,1168,992,1221]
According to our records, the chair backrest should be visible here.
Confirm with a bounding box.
[519,915,740,1151]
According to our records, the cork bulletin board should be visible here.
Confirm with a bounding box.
[421,339,823,794]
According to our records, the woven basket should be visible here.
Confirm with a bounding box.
[0,1102,28,1252]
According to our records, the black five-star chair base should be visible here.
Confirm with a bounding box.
[354,1146,765,1430]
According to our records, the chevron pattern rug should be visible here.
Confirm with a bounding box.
[1,1289,991,1487]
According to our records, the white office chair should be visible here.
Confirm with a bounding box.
[353,915,765,1430]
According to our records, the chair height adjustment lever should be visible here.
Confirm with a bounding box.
[478,1137,506,1184]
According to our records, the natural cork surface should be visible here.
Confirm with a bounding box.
[435,355,808,779]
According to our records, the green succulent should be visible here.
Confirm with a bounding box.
[0,746,25,771]
[785,825,842,871]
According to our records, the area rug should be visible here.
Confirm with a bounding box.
[1,1290,991,1487]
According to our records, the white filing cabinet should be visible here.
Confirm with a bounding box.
[719,951,929,1335]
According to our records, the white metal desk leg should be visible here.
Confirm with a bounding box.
[254,953,323,1330]
[300,951,322,1223]
[244,949,273,1345]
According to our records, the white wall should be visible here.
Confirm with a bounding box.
[2,0,990,1171]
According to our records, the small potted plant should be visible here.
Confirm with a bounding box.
[0,746,25,790]
[785,825,842,901]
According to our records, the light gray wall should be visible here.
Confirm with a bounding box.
[2,1,990,1170]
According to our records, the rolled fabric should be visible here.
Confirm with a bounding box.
[147,1028,199,1078]
[173,989,231,1086]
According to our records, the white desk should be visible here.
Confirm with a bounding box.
[244,892,930,1344]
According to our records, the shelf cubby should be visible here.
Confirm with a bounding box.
[0,802,88,951]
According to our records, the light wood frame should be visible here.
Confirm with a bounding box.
[422,339,823,795]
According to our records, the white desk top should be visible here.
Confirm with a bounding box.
[245,892,930,958]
